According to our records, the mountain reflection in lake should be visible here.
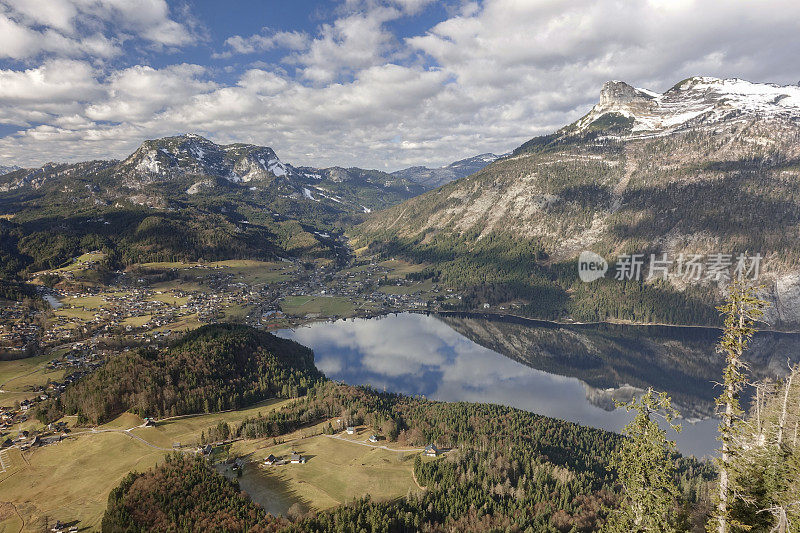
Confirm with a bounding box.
[277,312,800,458]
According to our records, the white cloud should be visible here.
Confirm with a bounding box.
[0,12,118,59]
[290,6,402,83]
[85,64,216,122]
[0,59,101,104]
[0,0,195,60]
[2,0,800,169]
[215,30,309,58]
[3,0,78,32]
[90,0,195,47]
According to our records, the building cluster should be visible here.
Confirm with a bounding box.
[1,344,106,449]
[0,300,41,354]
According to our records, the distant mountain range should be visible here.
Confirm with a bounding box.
[0,165,20,175]
[391,153,503,189]
[0,134,502,277]
[0,133,429,214]
[356,76,800,326]
[0,134,502,212]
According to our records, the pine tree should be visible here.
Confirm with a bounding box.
[711,280,767,533]
[730,364,800,532]
[603,388,681,533]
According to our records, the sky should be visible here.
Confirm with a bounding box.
[1,0,800,171]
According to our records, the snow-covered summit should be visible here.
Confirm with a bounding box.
[575,76,800,135]
[0,164,21,176]
[119,134,292,186]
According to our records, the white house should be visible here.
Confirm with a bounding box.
[424,444,440,457]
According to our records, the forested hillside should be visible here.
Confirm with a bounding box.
[102,379,715,532]
[356,78,800,327]
[102,454,290,532]
[36,324,323,424]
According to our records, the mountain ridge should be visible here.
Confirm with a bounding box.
[356,76,800,327]
[391,152,503,188]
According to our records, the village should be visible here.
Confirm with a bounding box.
[0,252,466,359]
[0,252,469,462]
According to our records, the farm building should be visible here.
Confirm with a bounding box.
[424,444,440,457]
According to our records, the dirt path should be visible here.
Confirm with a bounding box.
[324,433,425,452]
[411,466,426,490]
[64,426,196,453]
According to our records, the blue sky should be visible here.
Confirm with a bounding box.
[1,0,800,170]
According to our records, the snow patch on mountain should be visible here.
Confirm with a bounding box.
[0,165,21,175]
[577,77,800,136]
[136,150,161,174]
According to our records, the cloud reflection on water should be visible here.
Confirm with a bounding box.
[278,313,718,457]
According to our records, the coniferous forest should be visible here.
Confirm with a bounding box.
[35,324,324,425]
[97,286,800,533]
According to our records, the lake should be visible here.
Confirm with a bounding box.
[42,293,62,309]
[278,312,800,458]
[216,462,300,517]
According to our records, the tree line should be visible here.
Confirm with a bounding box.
[36,324,324,425]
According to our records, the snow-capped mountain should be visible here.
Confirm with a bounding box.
[573,76,800,135]
[0,133,428,214]
[118,134,289,188]
[358,76,800,327]
[0,165,20,176]
[392,153,503,189]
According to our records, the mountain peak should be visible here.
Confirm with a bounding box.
[392,152,502,188]
[574,76,800,136]
[599,81,655,107]
[119,134,288,187]
[0,164,21,176]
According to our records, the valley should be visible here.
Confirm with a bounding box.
[1,75,799,532]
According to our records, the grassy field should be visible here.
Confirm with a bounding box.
[379,279,435,295]
[210,260,294,285]
[54,305,96,322]
[0,354,66,407]
[121,314,151,327]
[230,428,422,511]
[0,354,55,387]
[150,312,203,334]
[0,399,293,532]
[221,303,253,321]
[0,431,163,532]
[378,259,428,279]
[280,295,354,317]
[140,260,293,287]
[52,252,107,273]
